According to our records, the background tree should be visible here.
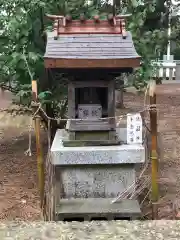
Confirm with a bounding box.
[0,0,171,130]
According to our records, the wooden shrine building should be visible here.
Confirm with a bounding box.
[44,14,145,221]
[44,14,141,143]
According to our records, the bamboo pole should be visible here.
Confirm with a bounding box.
[149,80,159,219]
[32,80,45,210]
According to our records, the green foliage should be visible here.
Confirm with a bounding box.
[120,0,168,89]
[0,0,171,104]
[38,91,52,100]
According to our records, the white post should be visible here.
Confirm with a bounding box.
[167,15,171,61]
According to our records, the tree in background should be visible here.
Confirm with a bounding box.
[122,0,168,89]
[0,0,171,129]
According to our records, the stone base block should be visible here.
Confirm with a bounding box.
[51,130,146,165]
[50,129,146,199]
[56,198,141,221]
[58,165,135,198]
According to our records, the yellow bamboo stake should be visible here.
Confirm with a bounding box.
[34,116,44,209]
[32,80,45,210]
[149,80,159,219]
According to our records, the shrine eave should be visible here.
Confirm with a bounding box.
[44,31,141,69]
[44,57,140,69]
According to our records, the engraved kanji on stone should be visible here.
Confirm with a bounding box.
[92,110,98,116]
[83,109,89,117]
[130,124,134,129]
[136,126,141,131]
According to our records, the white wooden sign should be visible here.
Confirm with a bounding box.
[127,113,143,144]
[78,104,102,119]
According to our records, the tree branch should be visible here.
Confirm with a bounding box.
[23,47,34,80]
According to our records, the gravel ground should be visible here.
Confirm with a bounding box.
[1,221,180,239]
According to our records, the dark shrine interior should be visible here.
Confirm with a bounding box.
[75,87,108,118]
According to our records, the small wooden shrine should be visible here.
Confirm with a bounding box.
[44,14,140,146]
[45,14,144,221]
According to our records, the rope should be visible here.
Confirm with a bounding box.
[24,103,42,157]
[25,100,156,157]
[31,101,158,122]
[142,80,156,133]
[130,176,151,199]
[24,117,33,157]
[140,187,151,207]
[111,157,150,203]
[32,103,42,120]
[116,116,123,127]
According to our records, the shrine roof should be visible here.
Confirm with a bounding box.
[44,15,140,69]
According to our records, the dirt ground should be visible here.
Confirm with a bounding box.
[1,83,180,220]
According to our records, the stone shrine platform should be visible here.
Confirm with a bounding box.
[50,129,146,198]
[51,129,145,165]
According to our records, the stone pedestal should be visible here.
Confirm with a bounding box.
[50,129,146,199]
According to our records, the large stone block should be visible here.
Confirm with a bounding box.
[59,165,135,198]
[51,130,146,165]
[50,129,146,198]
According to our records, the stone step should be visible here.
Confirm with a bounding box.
[62,139,121,147]
[56,198,141,221]
[60,123,147,145]
[51,141,145,165]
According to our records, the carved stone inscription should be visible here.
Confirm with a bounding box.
[78,104,102,119]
